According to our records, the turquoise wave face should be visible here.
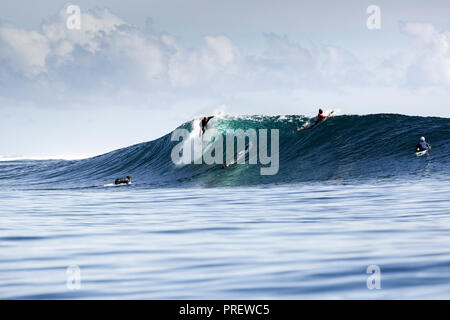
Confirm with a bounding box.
[1,114,450,189]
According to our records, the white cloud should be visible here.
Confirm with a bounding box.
[0,26,50,77]
[400,22,450,87]
[244,33,370,90]
[1,5,450,114]
[401,22,449,54]
[0,6,246,103]
[167,35,240,87]
[315,45,369,86]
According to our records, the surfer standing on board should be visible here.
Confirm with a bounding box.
[200,116,214,135]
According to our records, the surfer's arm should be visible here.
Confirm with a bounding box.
[320,112,333,119]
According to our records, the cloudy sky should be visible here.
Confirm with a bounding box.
[1,0,450,157]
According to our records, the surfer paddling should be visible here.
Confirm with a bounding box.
[200,116,214,135]
[313,109,333,127]
[298,108,334,131]
[114,176,131,185]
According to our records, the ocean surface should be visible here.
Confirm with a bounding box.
[1,114,450,299]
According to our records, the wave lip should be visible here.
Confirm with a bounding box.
[1,114,449,189]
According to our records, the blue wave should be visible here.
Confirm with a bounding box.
[1,114,449,189]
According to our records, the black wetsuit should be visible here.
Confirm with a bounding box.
[201,116,214,134]
[115,177,131,185]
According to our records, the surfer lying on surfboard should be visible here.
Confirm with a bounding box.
[298,108,334,131]
[115,176,131,185]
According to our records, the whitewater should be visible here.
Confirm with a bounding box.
[1,113,450,299]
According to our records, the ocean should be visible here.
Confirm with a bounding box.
[1,114,450,299]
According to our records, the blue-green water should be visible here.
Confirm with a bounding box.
[1,114,450,299]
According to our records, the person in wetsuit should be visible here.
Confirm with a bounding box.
[312,109,332,127]
[115,176,131,185]
[200,116,214,135]
[299,109,333,131]
[415,137,431,152]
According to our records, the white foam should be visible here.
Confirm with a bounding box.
[103,182,132,187]
[174,118,203,166]
[174,116,224,166]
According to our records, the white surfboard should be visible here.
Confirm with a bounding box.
[415,150,428,157]
[103,182,132,187]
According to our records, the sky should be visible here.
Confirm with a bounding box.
[1,0,450,158]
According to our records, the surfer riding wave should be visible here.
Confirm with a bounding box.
[298,108,334,131]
